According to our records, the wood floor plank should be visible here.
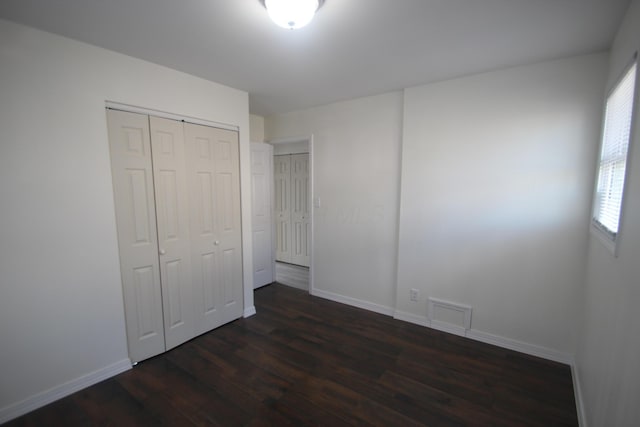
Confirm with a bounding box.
[268,391,359,427]
[6,283,578,426]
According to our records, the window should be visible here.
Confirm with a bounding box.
[592,58,637,249]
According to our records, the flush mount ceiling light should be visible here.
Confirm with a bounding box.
[262,0,325,30]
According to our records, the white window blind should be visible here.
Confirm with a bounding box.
[593,60,637,241]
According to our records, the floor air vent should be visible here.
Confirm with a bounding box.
[428,297,472,336]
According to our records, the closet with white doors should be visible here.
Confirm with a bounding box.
[106,109,243,364]
[274,154,310,267]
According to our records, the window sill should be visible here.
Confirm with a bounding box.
[590,222,619,257]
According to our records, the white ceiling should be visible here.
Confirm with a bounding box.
[0,0,631,116]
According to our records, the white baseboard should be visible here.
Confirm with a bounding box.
[395,312,467,339]
[481,340,582,422]
[391,310,573,365]
[243,305,257,318]
[393,310,431,327]
[394,310,581,423]
[465,329,573,364]
[311,288,395,316]
[0,358,131,424]
[288,290,584,424]
[279,281,309,292]
[571,362,587,427]
[430,320,467,337]
[282,288,581,422]
[325,292,574,365]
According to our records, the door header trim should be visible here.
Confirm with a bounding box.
[105,101,239,132]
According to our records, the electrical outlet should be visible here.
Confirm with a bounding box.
[409,288,419,302]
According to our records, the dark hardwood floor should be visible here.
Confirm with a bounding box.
[6,283,578,426]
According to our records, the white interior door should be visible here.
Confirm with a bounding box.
[274,155,291,263]
[185,123,243,335]
[212,126,243,325]
[149,116,194,350]
[251,143,274,288]
[107,109,165,363]
[290,153,310,267]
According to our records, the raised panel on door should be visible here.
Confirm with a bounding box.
[106,109,165,363]
[149,116,194,350]
[290,153,310,267]
[185,123,221,335]
[212,128,243,324]
[274,155,291,263]
[185,123,243,334]
[251,143,274,289]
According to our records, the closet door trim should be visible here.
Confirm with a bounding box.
[106,101,238,132]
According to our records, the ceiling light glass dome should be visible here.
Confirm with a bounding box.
[264,0,322,30]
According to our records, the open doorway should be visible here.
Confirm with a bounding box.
[268,136,313,293]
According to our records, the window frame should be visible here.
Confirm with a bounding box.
[591,54,639,256]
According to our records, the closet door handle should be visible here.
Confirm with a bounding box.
[214,241,220,246]
[159,249,166,255]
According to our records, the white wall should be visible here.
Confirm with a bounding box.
[265,55,609,361]
[0,19,253,421]
[397,54,608,358]
[250,114,265,142]
[577,1,640,425]
[265,92,403,312]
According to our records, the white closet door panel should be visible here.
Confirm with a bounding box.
[251,143,274,288]
[274,155,291,263]
[131,266,159,338]
[201,251,218,314]
[290,154,310,267]
[213,128,243,324]
[149,116,194,350]
[221,248,238,303]
[107,109,165,363]
[185,123,243,334]
[197,172,215,234]
[186,124,221,334]
[218,172,235,231]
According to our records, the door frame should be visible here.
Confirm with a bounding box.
[267,135,315,295]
